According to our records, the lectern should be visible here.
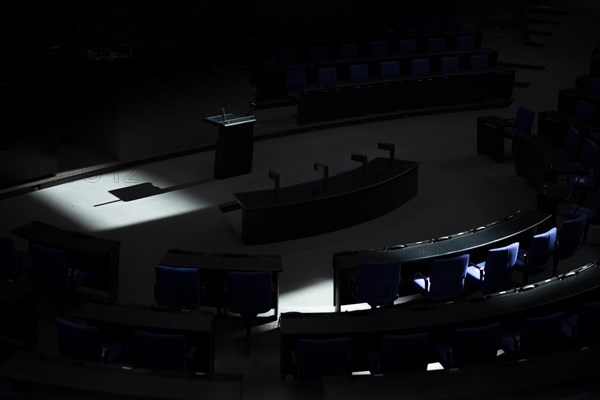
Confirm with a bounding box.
[204,113,256,179]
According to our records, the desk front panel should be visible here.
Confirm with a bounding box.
[11,221,121,302]
[235,158,418,244]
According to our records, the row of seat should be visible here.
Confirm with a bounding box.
[274,35,480,67]
[285,54,491,101]
[353,215,586,307]
[292,301,600,385]
[56,317,194,371]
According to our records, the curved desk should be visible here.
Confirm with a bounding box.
[281,261,600,379]
[333,209,553,311]
[234,158,419,245]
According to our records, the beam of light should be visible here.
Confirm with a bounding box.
[27,170,214,233]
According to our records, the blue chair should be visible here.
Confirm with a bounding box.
[436,322,501,369]
[308,44,328,63]
[567,158,600,205]
[467,242,519,293]
[440,56,459,74]
[380,61,400,79]
[369,332,431,374]
[413,254,469,301]
[369,40,388,57]
[226,271,273,352]
[455,35,475,51]
[295,337,351,385]
[410,58,430,75]
[560,126,581,162]
[154,265,201,311]
[339,42,358,59]
[563,300,600,347]
[589,77,600,95]
[500,311,566,359]
[514,227,557,284]
[574,100,596,122]
[398,39,417,55]
[355,260,401,308]
[348,64,369,82]
[427,37,446,53]
[0,235,32,280]
[555,214,587,264]
[56,317,122,363]
[469,54,489,70]
[317,66,337,85]
[284,63,306,101]
[504,106,536,158]
[30,243,92,290]
[131,330,189,371]
[278,47,297,66]
[568,137,598,176]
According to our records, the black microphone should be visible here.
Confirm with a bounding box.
[221,107,227,122]
[314,162,329,189]
[378,142,395,165]
[351,154,368,177]
[268,170,280,197]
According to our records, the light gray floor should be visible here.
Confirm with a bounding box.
[2,1,600,399]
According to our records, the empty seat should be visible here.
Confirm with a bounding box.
[427,37,446,53]
[317,67,337,85]
[369,332,431,374]
[455,35,475,51]
[348,64,369,81]
[410,58,430,74]
[436,322,501,369]
[380,60,400,78]
[369,41,388,57]
[398,39,417,55]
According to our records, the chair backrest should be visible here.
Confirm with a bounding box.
[0,235,18,279]
[556,213,587,259]
[284,64,306,92]
[348,64,369,81]
[562,126,581,160]
[524,227,557,272]
[410,58,430,75]
[225,271,272,317]
[356,260,401,307]
[589,77,600,95]
[380,61,400,78]
[455,35,475,51]
[369,40,388,57]
[132,330,187,371]
[575,100,596,122]
[519,311,565,358]
[30,243,71,289]
[469,54,489,71]
[154,265,201,310]
[317,67,337,85]
[375,332,431,373]
[278,47,298,66]
[398,39,417,55]
[427,37,446,53]
[514,106,536,135]
[482,242,519,291]
[339,42,358,59]
[308,44,328,63]
[450,322,501,367]
[296,337,351,384]
[56,317,103,362]
[428,254,469,300]
[576,137,598,171]
[574,300,600,346]
[440,56,459,74]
